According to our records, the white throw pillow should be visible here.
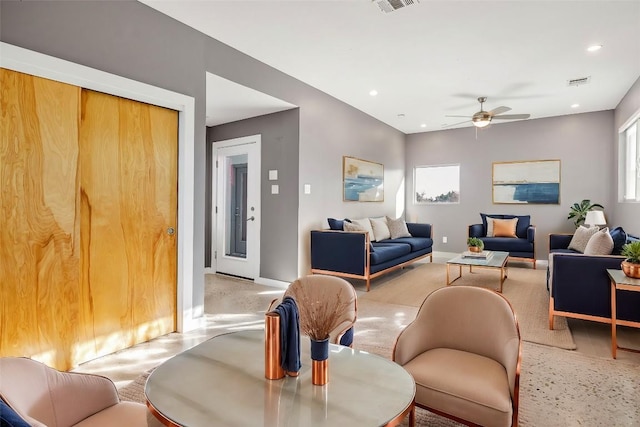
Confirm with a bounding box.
[568,226,599,253]
[369,217,391,241]
[584,227,614,255]
[351,218,376,241]
[386,216,412,239]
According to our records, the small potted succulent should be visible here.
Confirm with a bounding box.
[467,237,484,253]
[621,241,640,279]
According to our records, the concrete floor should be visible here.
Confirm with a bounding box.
[73,264,640,389]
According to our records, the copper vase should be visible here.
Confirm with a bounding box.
[310,337,329,386]
[265,312,285,380]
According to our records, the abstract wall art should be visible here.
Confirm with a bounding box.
[492,159,561,204]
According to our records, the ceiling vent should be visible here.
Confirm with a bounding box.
[373,0,420,13]
[567,76,591,87]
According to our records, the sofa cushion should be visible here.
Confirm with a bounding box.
[609,226,627,255]
[328,218,350,230]
[481,214,530,239]
[379,237,433,251]
[481,237,533,253]
[386,216,412,239]
[370,242,412,265]
[370,217,391,241]
[0,399,31,427]
[568,226,599,253]
[492,218,518,238]
[584,227,614,255]
[351,218,376,240]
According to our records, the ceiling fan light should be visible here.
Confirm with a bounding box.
[472,117,491,128]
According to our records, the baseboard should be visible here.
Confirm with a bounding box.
[255,277,289,289]
[204,267,214,274]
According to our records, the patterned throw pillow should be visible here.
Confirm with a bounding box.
[568,226,599,253]
[492,218,518,237]
[369,217,391,241]
[343,221,365,232]
[386,216,412,239]
[584,227,614,255]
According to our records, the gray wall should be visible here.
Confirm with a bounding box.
[613,76,640,237]
[405,111,616,260]
[207,109,300,282]
[1,0,404,291]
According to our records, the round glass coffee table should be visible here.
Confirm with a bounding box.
[145,329,415,426]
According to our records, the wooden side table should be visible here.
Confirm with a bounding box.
[606,269,640,359]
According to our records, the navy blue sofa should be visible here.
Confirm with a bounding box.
[548,227,640,328]
[311,222,433,291]
[468,214,536,268]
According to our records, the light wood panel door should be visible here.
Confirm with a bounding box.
[0,68,177,370]
[78,90,177,363]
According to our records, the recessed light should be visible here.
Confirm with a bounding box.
[571,103,580,108]
[420,124,427,128]
[397,113,405,118]
[369,90,378,96]
[587,44,602,52]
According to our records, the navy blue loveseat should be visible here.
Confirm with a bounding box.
[468,213,536,268]
[548,227,640,328]
[311,220,433,291]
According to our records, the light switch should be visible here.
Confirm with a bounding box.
[271,184,279,194]
[269,170,278,181]
[304,184,311,194]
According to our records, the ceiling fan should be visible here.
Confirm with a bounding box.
[444,97,531,129]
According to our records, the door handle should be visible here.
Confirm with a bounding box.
[246,216,255,222]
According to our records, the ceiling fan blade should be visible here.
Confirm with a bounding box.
[445,115,472,118]
[489,106,511,116]
[442,119,471,128]
[491,114,531,120]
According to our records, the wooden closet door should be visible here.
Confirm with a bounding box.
[79,90,177,361]
[1,68,178,371]
[0,69,83,370]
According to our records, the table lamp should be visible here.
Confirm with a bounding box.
[584,210,606,228]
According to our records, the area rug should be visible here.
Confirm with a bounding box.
[358,262,576,350]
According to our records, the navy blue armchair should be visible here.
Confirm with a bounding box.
[468,214,536,268]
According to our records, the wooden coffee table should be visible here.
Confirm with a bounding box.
[446,251,509,292]
[607,269,640,359]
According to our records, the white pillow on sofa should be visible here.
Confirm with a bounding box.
[568,225,599,253]
[350,218,376,241]
[584,227,614,255]
[369,217,391,241]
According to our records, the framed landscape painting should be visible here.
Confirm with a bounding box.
[343,156,384,202]
[492,160,560,204]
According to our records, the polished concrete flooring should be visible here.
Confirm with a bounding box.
[74,261,640,389]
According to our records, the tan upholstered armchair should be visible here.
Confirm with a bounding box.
[393,286,521,427]
[268,274,357,345]
[0,357,161,427]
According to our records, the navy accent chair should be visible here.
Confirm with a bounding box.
[468,214,536,268]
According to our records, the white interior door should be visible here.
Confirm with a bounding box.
[213,135,261,279]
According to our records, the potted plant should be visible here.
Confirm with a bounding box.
[621,241,640,279]
[467,237,484,253]
[567,199,604,228]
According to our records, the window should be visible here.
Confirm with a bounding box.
[620,115,640,202]
[414,164,460,204]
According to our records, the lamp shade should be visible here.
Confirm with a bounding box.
[584,210,606,226]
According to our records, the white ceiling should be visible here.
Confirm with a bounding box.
[141,0,640,134]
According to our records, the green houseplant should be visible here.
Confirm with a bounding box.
[620,241,640,279]
[467,237,484,253]
[567,199,604,228]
